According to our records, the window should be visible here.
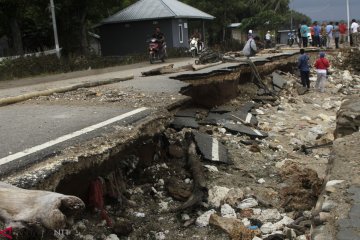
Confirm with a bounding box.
[179,24,183,43]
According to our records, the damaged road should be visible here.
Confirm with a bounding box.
[0,49,358,240]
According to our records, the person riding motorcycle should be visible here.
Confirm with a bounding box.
[153,27,165,49]
[191,30,203,51]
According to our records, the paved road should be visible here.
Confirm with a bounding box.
[0,52,299,179]
[0,58,197,177]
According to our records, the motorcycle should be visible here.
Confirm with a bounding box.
[189,38,203,57]
[287,32,295,47]
[148,38,166,64]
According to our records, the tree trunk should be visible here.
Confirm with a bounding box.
[9,17,23,55]
[0,182,85,230]
[79,8,89,55]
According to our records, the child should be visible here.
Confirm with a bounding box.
[314,52,330,93]
[298,49,310,89]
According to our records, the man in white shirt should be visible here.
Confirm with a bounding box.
[265,31,271,48]
[351,19,359,46]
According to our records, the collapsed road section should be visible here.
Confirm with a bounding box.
[2,50,359,240]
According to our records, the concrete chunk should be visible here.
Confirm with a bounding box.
[272,72,288,89]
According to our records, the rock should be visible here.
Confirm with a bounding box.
[343,70,353,81]
[166,178,192,201]
[204,165,219,172]
[73,221,87,232]
[112,219,133,236]
[242,218,251,226]
[322,102,334,110]
[303,97,313,104]
[300,116,312,121]
[195,209,216,227]
[252,237,262,240]
[296,235,307,240]
[261,222,276,234]
[237,198,258,209]
[224,188,244,207]
[181,214,190,221]
[208,186,231,207]
[134,212,145,218]
[168,144,184,158]
[159,201,169,212]
[84,235,95,240]
[255,109,265,115]
[273,216,294,229]
[317,113,332,122]
[106,234,120,240]
[218,127,227,134]
[154,232,166,240]
[258,178,266,184]
[272,72,288,89]
[221,204,237,219]
[209,214,261,239]
[297,86,308,95]
[307,125,325,141]
[334,96,360,138]
[258,209,282,222]
[290,138,303,146]
[321,199,337,212]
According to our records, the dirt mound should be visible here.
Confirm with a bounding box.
[279,162,323,211]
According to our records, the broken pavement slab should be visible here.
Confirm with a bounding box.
[170,117,199,130]
[272,72,288,90]
[193,131,230,164]
[224,110,258,126]
[224,123,268,138]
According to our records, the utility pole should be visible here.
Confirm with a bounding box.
[50,0,60,58]
[347,0,350,43]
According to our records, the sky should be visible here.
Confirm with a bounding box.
[291,0,360,22]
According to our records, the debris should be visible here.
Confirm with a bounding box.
[194,131,230,164]
[170,117,199,130]
[208,186,231,208]
[258,178,266,184]
[224,123,268,138]
[204,165,219,172]
[224,188,245,207]
[279,162,322,211]
[237,198,259,209]
[195,209,216,227]
[297,86,308,95]
[258,209,282,222]
[209,214,261,239]
[272,72,288,89]
[106,234,120,240]
[112,218,133,236]
[221,204,237,219]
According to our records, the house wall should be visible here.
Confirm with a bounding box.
[171,19,189,48]
[99,19,174,56]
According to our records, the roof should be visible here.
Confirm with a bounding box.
[101,0,215,24]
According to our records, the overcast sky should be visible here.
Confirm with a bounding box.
[291,0,360,22]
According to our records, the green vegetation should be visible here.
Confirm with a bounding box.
[0,0,310,80]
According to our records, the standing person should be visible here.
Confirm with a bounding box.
[351,19,359,46]
[313,21,321,47]
[265,31,271,48]
[333,22,340,49]
[298,49,311,89]
[314,52,330,93]
[300,22,309,47]
[339,21,347,45]
[320,22,327,47]
[310,23,315,46]
[243,34,258,58]
[326,22,334,48]
[297,24,302,47]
